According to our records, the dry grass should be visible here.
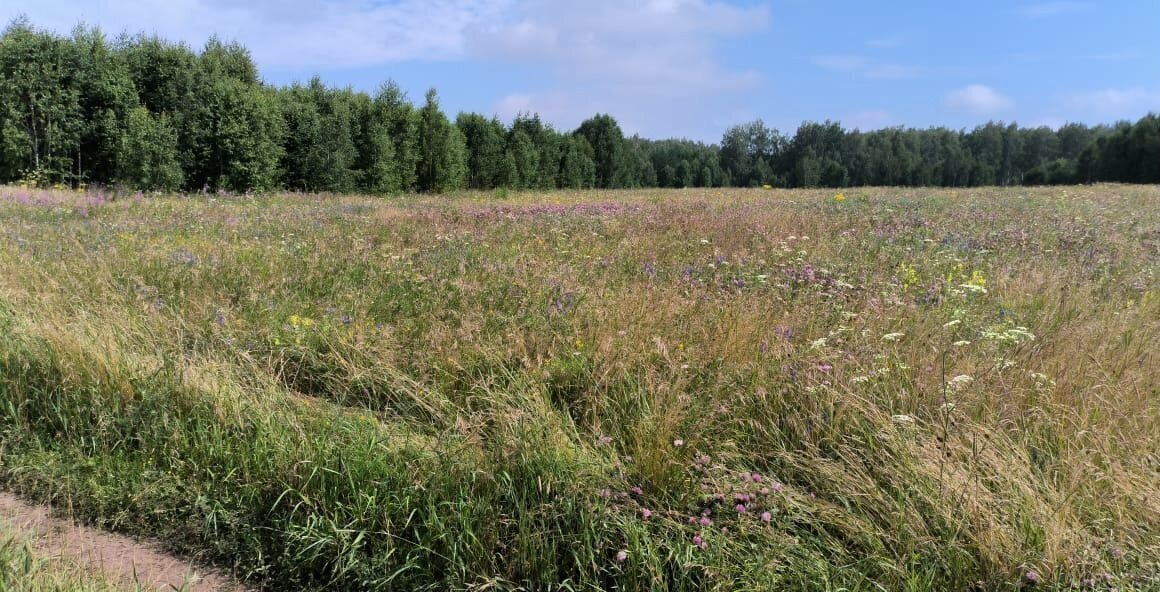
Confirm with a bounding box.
[0,184,1157,590]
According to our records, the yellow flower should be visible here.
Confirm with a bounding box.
[762,184,773,190]
[834,193,846,202]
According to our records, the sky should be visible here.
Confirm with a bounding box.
[4,0,1159,142]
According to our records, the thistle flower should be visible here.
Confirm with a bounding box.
[761,511,772,522]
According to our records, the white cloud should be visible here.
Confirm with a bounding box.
[1017,2,1085,19]
[813,54,917,80]
[866,35,905,49]
[844,109,896,131]
[474,0,770,138]
[944,85,1014,115]
[812,55,869,71]
[1067,88,1160,119]
[6,0,772,140]
[5,0,517,69]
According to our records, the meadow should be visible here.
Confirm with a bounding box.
[0,184,1156,591]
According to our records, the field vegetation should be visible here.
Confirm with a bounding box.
[0,184,1157,590]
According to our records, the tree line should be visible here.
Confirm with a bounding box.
[2,19,1157,194]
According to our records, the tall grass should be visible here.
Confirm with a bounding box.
[0,531,124,591]
[0,185,1156,590]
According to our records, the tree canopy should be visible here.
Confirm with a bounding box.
[0,19,1155,193]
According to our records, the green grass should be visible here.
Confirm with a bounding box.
[0,531,124,591]
[0,185,1157,590]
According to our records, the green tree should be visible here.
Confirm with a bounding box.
[416,89,466,193]
[558,135,596,189]
[186,78,284,191]
[373,81,419,192]
[118,106,182,190]
[576,114,623,188]
[457,113,505,189]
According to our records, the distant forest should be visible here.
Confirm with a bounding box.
[2,19,1157,193]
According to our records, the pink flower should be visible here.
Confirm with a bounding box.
[673,439,684,447]
[641,508,652,519]
[699,517,712,526]
[752,473,762,483]
[761,511,772,522]
[616,550,628,562]
[631,486,644,496]
[772,482,784,493]
[692,535,703,546]
[735,504,747,513]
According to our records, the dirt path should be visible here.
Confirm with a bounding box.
[0,492,247,591]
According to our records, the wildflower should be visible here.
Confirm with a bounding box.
[673,438,684,447]
[761,511,772,522]
[752,473,762,483]
[641,508,652,519]
[597,435,613,446]
[692,535,703,546]
[834,193,846,202]
[616,550,628,562]
[699,517,712,526]
[772,482,784,493]
[631,486,644,496]
[1023,570,1040,586]
[735,504,747,513]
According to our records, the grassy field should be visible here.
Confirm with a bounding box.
[0,185,1157,591]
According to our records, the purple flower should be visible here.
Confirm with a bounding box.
[772,482,784,493]
[752,473,762,483]
[692,535,703,546]
[699,517,712,526]
[735,504,746,513]
[631,486,644,496]
[641,508,652,519]
[616,550,627,562]
[1023,570,1040,586]
[761,511,772,522]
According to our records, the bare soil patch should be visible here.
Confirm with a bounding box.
[0,492,246,591]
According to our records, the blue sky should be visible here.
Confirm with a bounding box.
[5,0,1158,141]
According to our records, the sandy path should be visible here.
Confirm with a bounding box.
[0,492,247,591]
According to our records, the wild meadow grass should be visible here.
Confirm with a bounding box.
[0,185,1157,590]
[0,530,122,591]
